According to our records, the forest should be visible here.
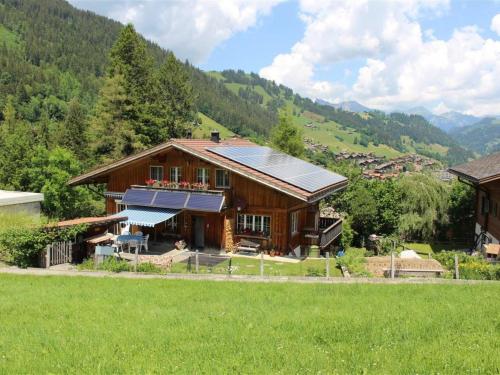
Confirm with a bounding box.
[0,0,476,247]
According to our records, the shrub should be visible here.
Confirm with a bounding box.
[337,248,368,276]
[99,257,131,273]
[77,258,95,271]
[136,262,163,274]
[0,224,88,268]
[0,227,51,268]
[434,251,500,280]
[306,267,325,277]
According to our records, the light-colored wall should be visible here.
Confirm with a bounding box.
[0,202,41,216]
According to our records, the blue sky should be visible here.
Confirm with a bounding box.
[69,0,500,116]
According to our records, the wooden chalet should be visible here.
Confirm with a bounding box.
[69,132,348,255]
[449,152,500,249]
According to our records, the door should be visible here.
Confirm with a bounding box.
[193,216,205,248]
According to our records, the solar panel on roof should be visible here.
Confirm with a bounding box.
[121,189,156,206]
[207,146,347,193]
[152,191,189,209]
[120,189,224,212]
[186,194,224,212]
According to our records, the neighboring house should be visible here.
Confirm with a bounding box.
[449,152,500,249]
[69,133,348,254]
[0,190,44,216]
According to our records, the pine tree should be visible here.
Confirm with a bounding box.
[271,110,304,157]
[109,24,153,125]
[90,74,143,162]
[61,98,88,158]
[151,52,195,141]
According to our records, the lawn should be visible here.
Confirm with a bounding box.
[0,275,498,374]
[170,256,342,277]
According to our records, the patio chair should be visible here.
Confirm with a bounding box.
[128,239,140,254]
[142,234,150,253]
[111,239,123,253]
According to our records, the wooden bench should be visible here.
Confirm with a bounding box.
[237,238,261,253]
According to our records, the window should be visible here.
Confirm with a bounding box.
[290,211,299,235]
[215,169,230,188]
[170,167,182,183]
[481,196,490,215]
[196,168,209,184]
[237,214,271,236]
[116,200,126,211]
[150,166,163,181]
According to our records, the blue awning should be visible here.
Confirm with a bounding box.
[112,206,180,227]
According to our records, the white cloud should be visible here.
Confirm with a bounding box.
[260,0,500,116]
[69,0,282,64]
[492,14,500,36]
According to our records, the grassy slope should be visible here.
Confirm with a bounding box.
[209,71,453,160]
[1,275,499,374]
[193,112,235,139]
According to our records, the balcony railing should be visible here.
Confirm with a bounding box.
[319,219,343,249]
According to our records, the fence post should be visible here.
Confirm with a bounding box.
[325,251,330,278]
[260,251,264,277]
[454,255,459,280]
[195,250,199,273]
[390,252,395,279]
[228,257,232,276]
[134,246,138,272]
[45,244,51,268]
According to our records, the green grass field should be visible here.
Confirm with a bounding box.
[193,112,235,139]
[0,275,498,373]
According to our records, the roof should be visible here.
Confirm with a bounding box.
[448,152,500,184]
[485,244,500,256]
[0,190,44,207]
[54,215,127,228]
[69,138,348,202]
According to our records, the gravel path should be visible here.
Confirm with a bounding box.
[0,266,497,284]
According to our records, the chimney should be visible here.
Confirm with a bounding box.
[186,130,192,139]
[210,131,220,143]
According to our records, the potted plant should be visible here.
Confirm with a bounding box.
[270,249,276,257]
[161,179,170,188]
[145,178,156,187]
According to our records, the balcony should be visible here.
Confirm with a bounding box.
[304,217,343,249]
[319,219,342,248]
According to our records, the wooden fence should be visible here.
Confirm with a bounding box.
[41,241,73,268]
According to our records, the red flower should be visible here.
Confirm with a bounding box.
[145,179,156,186]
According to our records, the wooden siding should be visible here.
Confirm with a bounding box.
[476,180,500,240]
[104,147,318,252]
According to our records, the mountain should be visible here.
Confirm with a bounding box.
[212,69,473,165]
[450,117,500,155]
[0,0,472,167]
[0,0,276,139]
[316,99,372,113]
[405,107,482,133]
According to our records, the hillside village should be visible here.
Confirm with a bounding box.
[305,137,439,180]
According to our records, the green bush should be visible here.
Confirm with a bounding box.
[434,251,500,280]
[0,224,88,268]
[337,248,368,276]
[306,267,325,277]
[77,258,95,271]
[136,262,163,274]
[99,257,131,273]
